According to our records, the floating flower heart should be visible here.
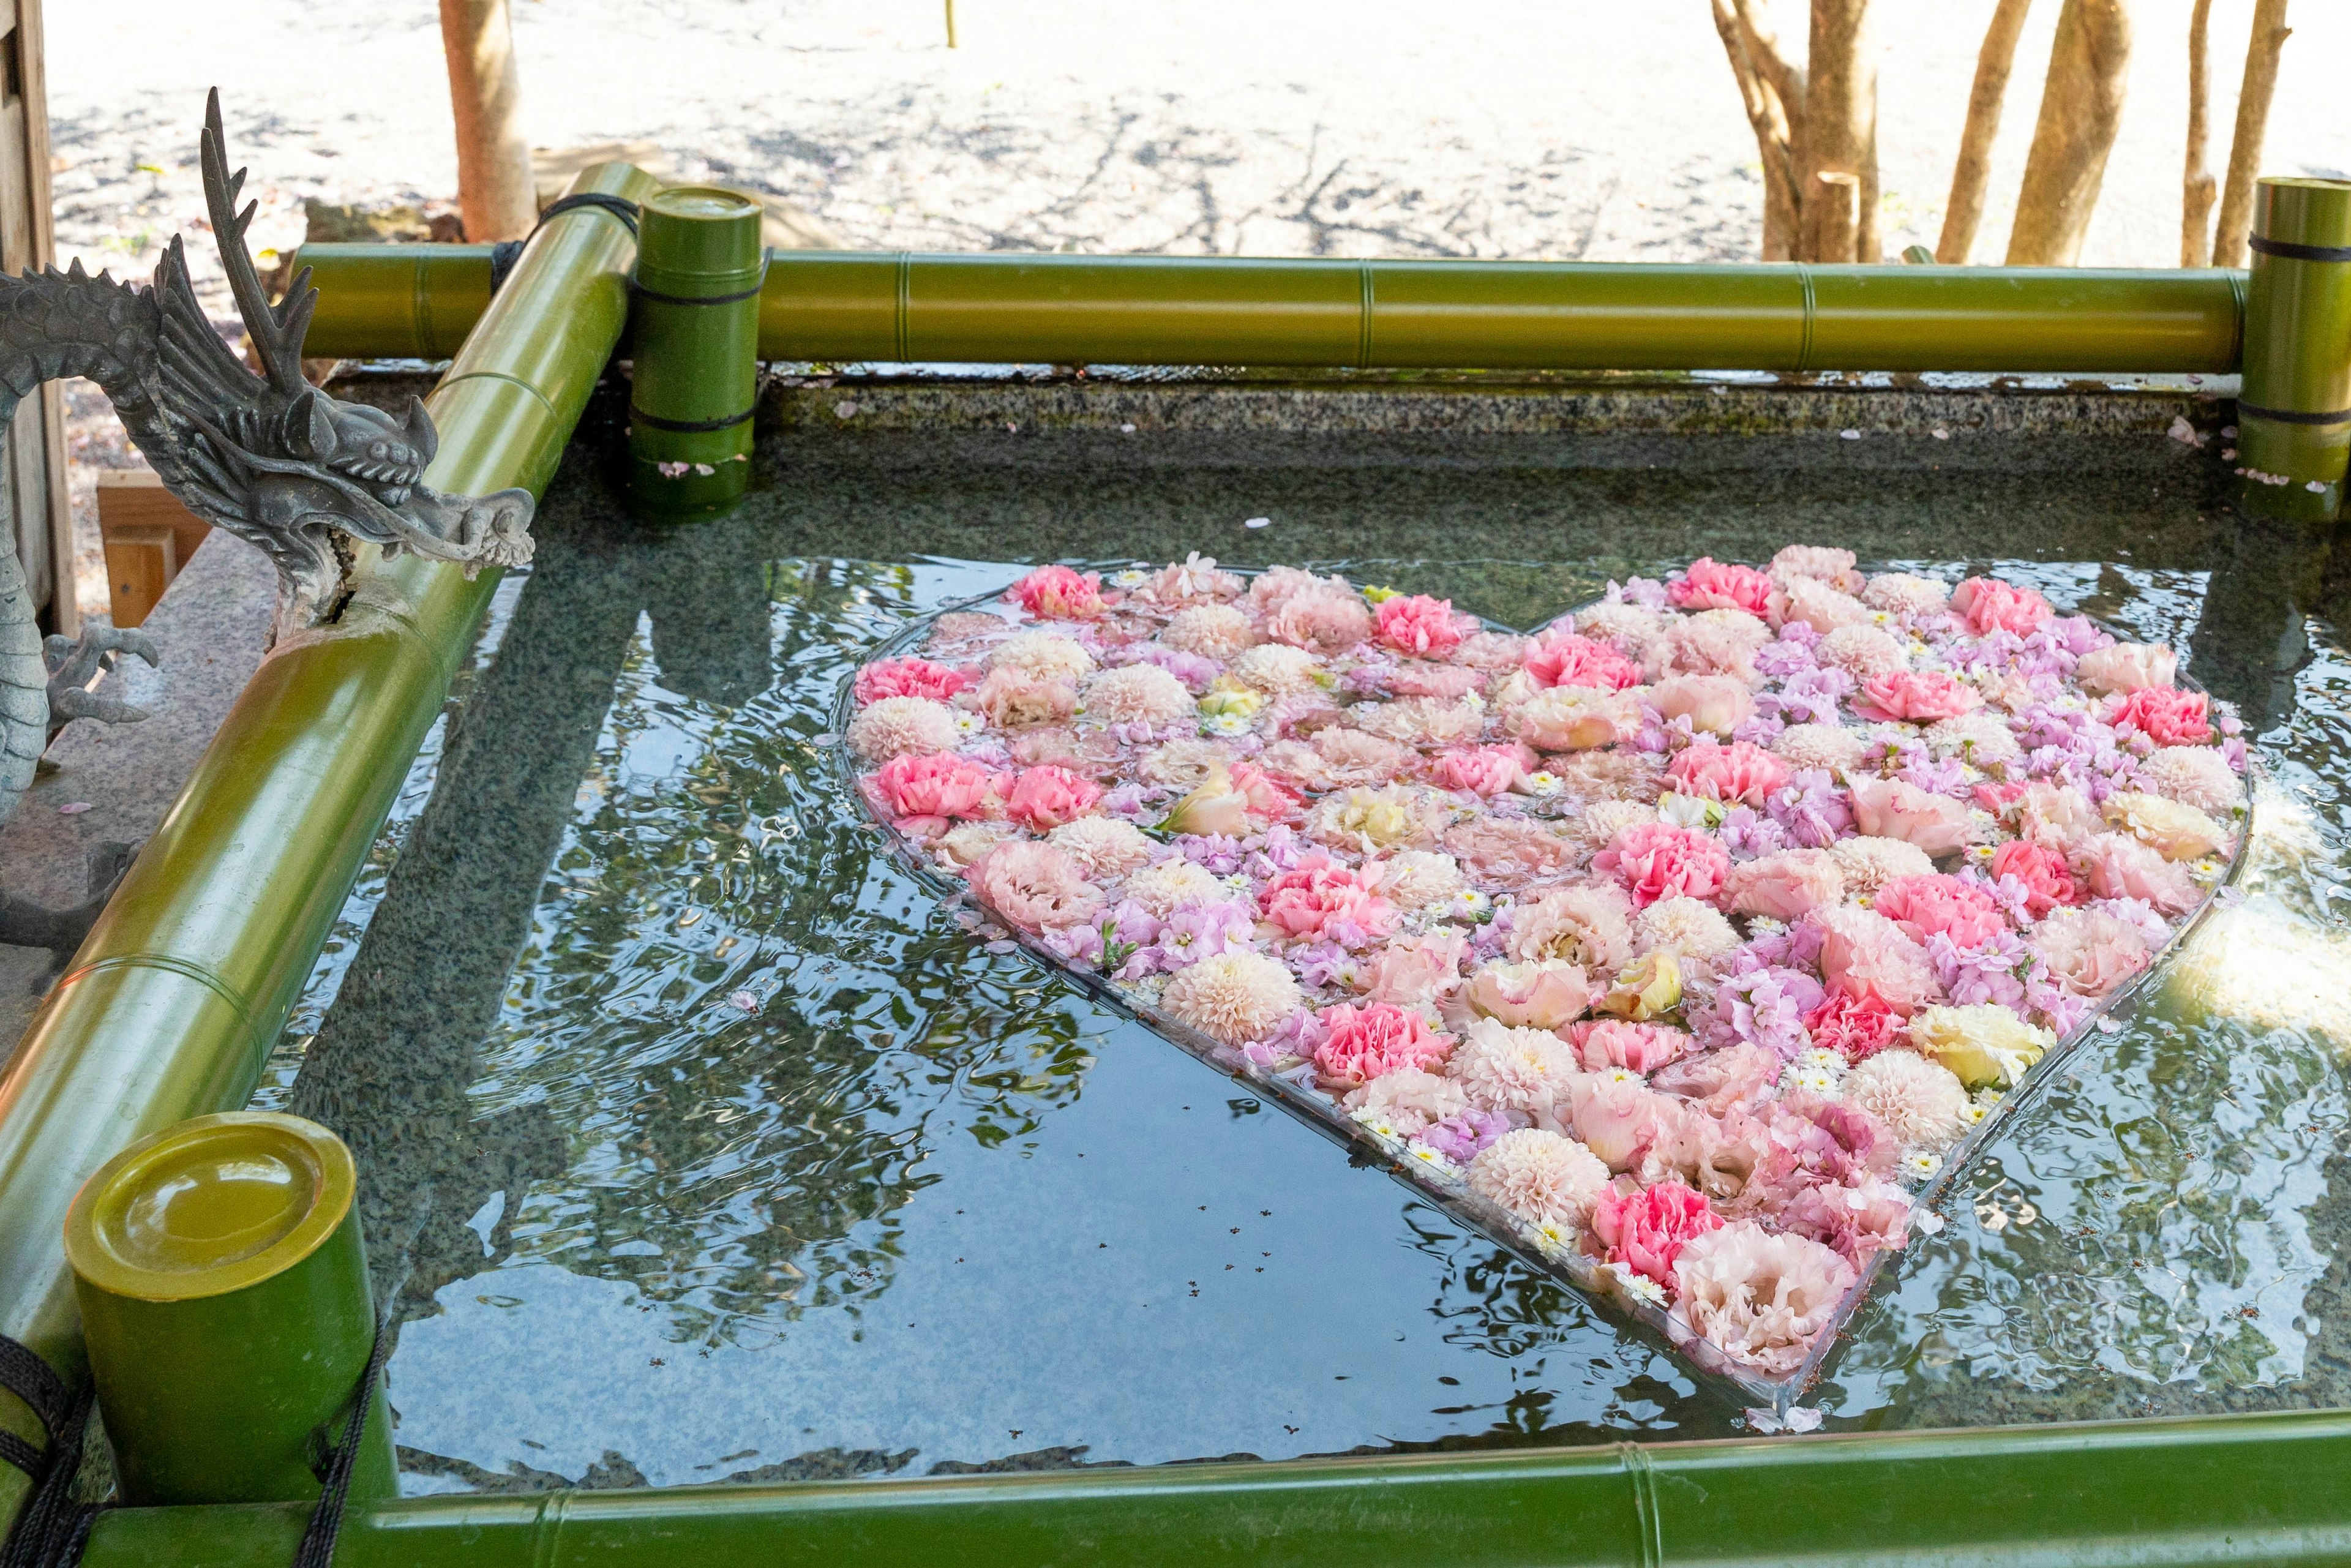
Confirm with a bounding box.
[837,550,2251,1412]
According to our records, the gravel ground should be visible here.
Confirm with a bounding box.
[40,0,2351,620]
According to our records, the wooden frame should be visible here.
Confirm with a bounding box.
[0,0,73,637]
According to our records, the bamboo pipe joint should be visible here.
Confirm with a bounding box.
[627,186,766,515]
[2237,178,2351,522]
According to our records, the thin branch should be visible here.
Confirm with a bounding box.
[2181,0,2216,264]
[1711,0,1799,260]
[2212,0,2292,268]
[1937,0,2034,264]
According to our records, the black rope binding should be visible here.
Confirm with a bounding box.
[487,192,644,296]
[0,1335,101,1568]
[290,1318,394,1568]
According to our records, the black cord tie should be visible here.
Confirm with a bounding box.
[0,1334,101,1568]
[291,1316,394,1568]
[487,192,643,296]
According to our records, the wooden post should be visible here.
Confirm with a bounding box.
[2212,0,2294,268]
[1798,0,1877,263]
[0,0,72,637]
[2006,0,2134,266]
[1937,0,2035,264]
[438,0,537,242]
[2181,0,2217,265]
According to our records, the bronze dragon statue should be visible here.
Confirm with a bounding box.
[0,92,539,959]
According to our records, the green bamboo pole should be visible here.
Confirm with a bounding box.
[296,245,2248,373]
[2235,178,2351,522]
[75,1408,2351,1568]
[0,157,661,1536]
[627,186,767,512]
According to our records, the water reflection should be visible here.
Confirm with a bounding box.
[257,429,2351,1487]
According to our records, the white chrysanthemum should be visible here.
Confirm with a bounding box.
[1137,739,1236,789]
[1923,711,2022,766]
[988,630,1096,681]
[1565,797,1660,852]
[1818,623,1910,678]
[847,696,964,761]
[1376,850,1467,912]
[1861,572,1951,615]
[2134,745,2243,817]
[1466,1127,1611,1229]
[1829,834,1937,894]
[1770,544,1859,585]
[1842,1049,1971,1151]
[1160,951,1302,1046]
[1121,859,1226,917]
[1771,722,1866,775]
[1448,1016,1581,1116]
[1082,664,1198,727]
[1048,816,1157,876]
[1228,643,1325,695]
[1574,599,1664,654]
[1633,896,1742,963]
[1160,602,1257,661]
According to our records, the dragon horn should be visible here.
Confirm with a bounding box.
[199,89,316,396]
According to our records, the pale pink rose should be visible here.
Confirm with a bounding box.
[1653,1043,1780,1119]
[1854,669,1984,724]
[1815,903,1941,1013]
[1464,959,1592,1030]
[1388,663,1486,700]
[1357,931,1470,1008]
[1267,587,1372,653]
[1847,777,1976,857]
[1569,1070,1673,1172]
[1160,763,1253,838]
[1667,739,1791,806]
[1567,1018,1694,1074]
[1871,874,2007,948]
[1951,576,2053,636]
[1523,632,1643,692]
[1649,675,1755,737]
[1427,744,1530,797]
[1594,823,1734,909]
[866,751,1009,837]
[2074,642,2179,696]
[1515,686,1641,751]
[2105,686,2213,747]
[855,656,970,705]
[1314,1002,1453,1087]
[1668,557,1775,617]
[1008,563,1106,620]
[966,840,1104,932]
[1589,1180,1723,1288]
[2072,831,2200,913]
[1003,765,1102,831]
[1228,762,1306,827]
[1723,849,1846,920]
[1769,576,1870,634]
[1374,594,1469,657]
[1258,855,1399,945]
[2031,906,2156,998]
[972,666,1079,728]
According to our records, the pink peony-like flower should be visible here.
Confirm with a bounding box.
[1567,1018,1694,1074]
[2074,642,2178,696]
[1990,839,2082,918]
[1009,563,1106,620]
[1872,874,2008,948]
[972,666,1080,728]
[1374,593,1469,657]
[1670,1221,1856,1374]
[1357,931,1469,1009]
[1669,557,1775,617]
[1951,576,2053,636]
[1649,675,1756,737]
[1723,849,1846,920]
[1847,777,1976,857]
[1467,1128,1612,1229]
[1258,856,1398,946]
[1646,613,1771,683]
[1653,1043,1780,1119]
[1523,632,1643,692]
[855,656,969,705]
[1815,904,1941,1014]
[1314,1002,1453,1086]
[1003,765,1103,832]
[1590,1180,1723,1289]
[1464,959,1592,1030]
[965,840,1104,932]
[2106,686,2213,746]
[2072,831,2200,914]
[868,752,1008,836]
[1667,739,1791,806]
[1427,744,1530,797]
[1802,989,1905,1062]
[1267,587,1373,653]
[1515,686,1642,751]
[1854,669,1984,724]
[1570,1070,1674,1172]
[2031,906,2154,999]
[1594,823,1733,909]
[1139,552,1244,606]
[1770,576,1870,634]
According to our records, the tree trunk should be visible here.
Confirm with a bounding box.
[1711,0,1800,259]
[2181,0,2217,264]
[2211,0,2293,268]
[1937,0,2035,264]
[1799,0,1877,263]
[440,0,537,242]
[2006,0,2134,266]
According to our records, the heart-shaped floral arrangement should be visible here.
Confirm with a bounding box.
[837,549,2250,1411]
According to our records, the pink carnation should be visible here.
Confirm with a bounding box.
[1854,669,1984,723]
[1374,594,1468,657]
[1009,564,1106,620]
[1590,1180,1723,1288]
[1952,576,2053,636]
[1669,557,1774,617]
[2106,686,2213,746]
[1427,744,1530,797]
[1313,1002,1453,1086]
[1802,989,1904,1062]
[1569,1019,1694,1074]
[1990,839,2082,918]
[1667,739,1791,806]
[1258,856,1399,945]
[1872,874,2007,948]
[1847,777,1975,857]
[1594,822,1733,909]
[1649,674,1756,737]
[1523,632,1641,692]
[1003,765,1103,831]
[854,656,969,705]
[868,752,1008,836]
[966,840,1104,932]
